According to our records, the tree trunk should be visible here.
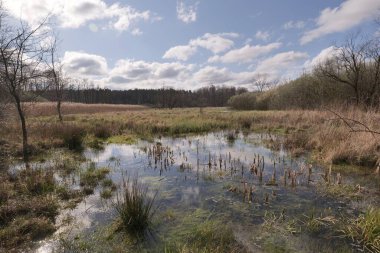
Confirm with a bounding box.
[57,99,62,122]
[15,97,29,165]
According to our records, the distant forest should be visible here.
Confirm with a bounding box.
[41,86,248,108]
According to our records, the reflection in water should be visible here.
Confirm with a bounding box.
[36,131,372,252]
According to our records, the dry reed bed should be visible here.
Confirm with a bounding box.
[23,102,148,117]
[1,106,379,167]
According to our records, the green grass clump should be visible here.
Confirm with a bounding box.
[187,220,238,252]
[80,163,111,189]
[115,176,156,236]
[164,219,244,253]
[341,208,380,252]
[107,134,137,145]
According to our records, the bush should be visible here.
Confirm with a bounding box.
[227,92,258,110]
[59,124,86,150]
[93,124,112,139]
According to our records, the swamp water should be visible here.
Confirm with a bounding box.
[35,132,378,253]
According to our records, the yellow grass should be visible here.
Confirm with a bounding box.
[24,102,148,117]
[1,104,379,167]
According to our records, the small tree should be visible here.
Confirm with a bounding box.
[252,73,276,92]
[47,36,67,121]
[0,5,53,163]
[316,32,378,107]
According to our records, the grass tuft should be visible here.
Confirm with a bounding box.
[115,176,157,237]
[341,208,380,252]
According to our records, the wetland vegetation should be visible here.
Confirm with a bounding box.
[0,1,379,252]
[0,107,379,252]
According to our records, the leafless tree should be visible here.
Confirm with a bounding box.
[317,32,380,108]
[0,4,53,163]
[46,35,67,121]
[252,73,276,92]
[365,37,380,109]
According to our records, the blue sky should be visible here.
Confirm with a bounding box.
[4,0,380,90]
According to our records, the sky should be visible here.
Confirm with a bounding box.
[3,0,380,90]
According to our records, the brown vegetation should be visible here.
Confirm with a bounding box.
[1,106,378,168]
[24,102,148,117]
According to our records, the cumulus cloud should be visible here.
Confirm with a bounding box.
[209,42,282,64]
[163,33,238,61]
[62,51,108,76]
[301,0,380,44]
[60,49,310,90]
[103,59,196,89]
[304,46,338,69]
[190,33,238,54]
[193,66,233,84]
[177,1,198,24]
[254,51,309,78]
[163,45,197,61]
[283,20,305,30]
[4,0,159,33]
[255,30,270,41]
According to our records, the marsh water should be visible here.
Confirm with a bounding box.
[34,131,378,253]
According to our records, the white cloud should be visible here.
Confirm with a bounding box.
[301,0,380,44]
[105,59,196,89]
[255,30,270,41]
[163,33,238,61]
[4,0,159,33]
[283,20,305,30]
[62,51,108,77]
[209,42,282,64]
[193,66,233,84]
[60,49,310,90]
[190,33,238,54]
[304,46,338,69]
[163,45,197,61]
[177,1,198,24]
[254,51,309,79]
[131,28,143,36]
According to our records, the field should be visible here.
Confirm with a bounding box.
[0,103,379,252]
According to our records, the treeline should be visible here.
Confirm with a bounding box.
[229,33,380,111]
[42,86,248,108]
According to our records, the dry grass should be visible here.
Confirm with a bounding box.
[1,105,379,168]
[23,102,148,117]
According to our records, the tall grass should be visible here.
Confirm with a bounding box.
[115,176,157,236]
[341,208,380,252]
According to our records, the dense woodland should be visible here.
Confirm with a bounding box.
[41,86,248,108]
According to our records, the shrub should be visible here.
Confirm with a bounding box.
[59,124,86,150]
[93,124,112,139]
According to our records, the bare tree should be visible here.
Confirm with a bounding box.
[47,36,67,121]
[316,32,376,107]
[252,73,276,92]
[365,37,380,109]
[0,5,53,163]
